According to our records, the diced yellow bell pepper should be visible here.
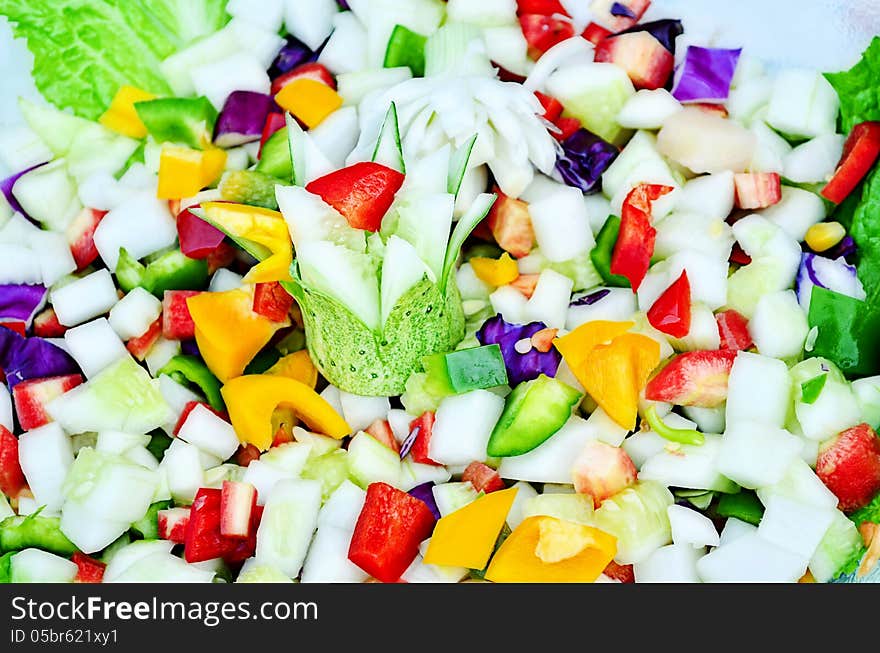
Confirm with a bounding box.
[99,85,156,139]
[187,289,284,382]
[201,202,292,283]
[553,320,634,376]
[274,78,343,129]
[265,350,318,389]
[423,487,518,570]
[470,253,519,287]
[578,333,660,430]
[485,516,617,583]
[221,375,351,450]
[157,145,227,199]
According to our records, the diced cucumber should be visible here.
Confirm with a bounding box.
[301,525,368,582]
[219,170,279,210]
[639,436,738,493]
[108,552,215,583]
[255,479,322,578]
[810,510,864,583]
[601,130,675,202]
[393,192,454,283]
[287,113,334,186]
[498,415,595,484]
[522,493,594,525]
[384,25,428,77]
[432,482,480,517]
[592,481,674,565]
[12,159,81,231]
[372,103,405,173]
[347,432,401,488]
[10,549,77,583]
[337,68,413,106]
[236,560,294,583]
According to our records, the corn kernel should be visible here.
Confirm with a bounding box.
[274,78,343,129]
[99,85,156,139]
[805,221,845,252]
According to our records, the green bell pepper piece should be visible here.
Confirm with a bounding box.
[117,248,208,299]
[808,286,880,377]
[421,352,456,397]
[130,500,171,540]
[133,97,218,150]
[255,127,291,179]
[0,514,77,555]
[384,24,428,77]
[0,551,13,583]
[486,374,582,457]
[220,170,280,210]
[445,345,508,393]
[644,405,704,446]
[590,215,630,288]
[158,355,224,411]
[147,431,173,461]
[716,491,764,526]
[800,374,828,405]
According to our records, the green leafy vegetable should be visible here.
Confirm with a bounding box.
[825,37,880,134]
[808,286,880,377]
[849,165,880,300]
[0,0,228,120]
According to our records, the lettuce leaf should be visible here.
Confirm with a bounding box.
[849,165,880,302]
[825,37,880,134]
[0,0,228,121]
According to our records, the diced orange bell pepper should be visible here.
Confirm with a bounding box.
[187,289,285,382]
[221,375,351,450]
[423,487,518,570]
[99,85,155,139]
[275,78,343,129]
[470,253,519,287]
[265,350,318,389]
[578,333,660,430]
[200,202,292,283]
[485,516,617,583]
[553,320,634,375]
[157,145,227,199]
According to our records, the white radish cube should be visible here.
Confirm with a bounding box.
[318,480,366,532]
[227,0,284,33]
[12,160,81,231]
[73,457,159,524]
[523,269,573,330]
[301,525,367,583]
[146,338,181,377]
[749,120,792,173]
[766,69,839,139]
[617,89,683,130]
[675,171,735,221]
[490,285,528,325]
[528,185,594,263]
[387,409,416,445]
[482,26,530,78]
[670,302,721,352]
[634,544,703,583]
[177,404,240,461]
[749,290,809,359]
[399,460,452,491]
[668,505,720,548]
[783,133,845,183]
[29,231,76,287]
[498,415,597,483]
[666,250,728,311]
[622,430,667,469]
[318,12,368,75]
[338,391,391,432]
[567,287,637,330]
[93,191,177,272]
[228,18,287,69]
[192,52,271,110]
[108,288,162,340]
[10,549,78,584]
[310,107,360,170]
[795,381,862,443]
[242,461,296,506]
[18,423,73,512]
[725,352,791,427]
[757,459,838,510]
[283,0,339,50]
[157,374,203,433]
[0,243,42,285]
[717,421,801,489]
[209,268,244,292]
[506,481,539,530]
[64,318,128,378]
[585,407,629,447]
[719,517,757,546]
[0,494,13,520]
[639,435,735,492]
[429,390,505,466]
[160,440,204,504]
[758,186,827,242]
[96,431,151,456]
[0,384,13,433]
[697,532,807,582]
[654,212,734,262]
[583,194,613,234]
[255,479,322,578]
[757,494,836,559]
[51,269,119,327]
[682,405,725,435]
[727,77,773,125]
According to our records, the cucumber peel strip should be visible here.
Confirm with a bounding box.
[372,103,405,174]
[447,134,477,197]
[644,406,705,446]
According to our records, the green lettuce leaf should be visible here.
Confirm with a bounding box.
[0,0,228,121]
[825,37,880,134]
[850,164,880,302]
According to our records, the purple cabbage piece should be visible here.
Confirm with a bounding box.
[610,2,637,18]
[336,0,351,8]
[408,481,440,521]
[570,288,611,307]
[399,425,419,460]
[555,129,619,194]
[0,284,47,324]
[672,46,742,103]
[824,235,857,262]
[180,339,201,358]
[616,19,684,54]
[0,328,80,390]
[795,252,865,310]
[1,162,49,224]
[476,314,561,386]
[268,36,315,78]
[214,91,273,148]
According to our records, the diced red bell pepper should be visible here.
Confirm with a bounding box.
[535,91,564,123]
[691,102,729,119]
[594,31,674,90]
[12,374,83,432]
[270,62,336,96]
[0,425,26,498]
[610,184,674,292]
[365,419,399,454]
[408,412,441,466]
[162,290,201,340]
[516,0,568,15]
[496,66,528,84]
[184,487,260,564]
[603,560,635,583]
[177,207,226,260]
[32,308,67,338]
[66,208,107,271]
[206,241,238,275]
[583,22,613,45]
[729,243,751,266]
[487,186,535,258]
[462,461,506,493]
[252,282,294,323]
[173,400,229,436]
[126,317,162,361]
[519,14,576,60]
[259,112,287,159]
[305,162,405,232]
[0,322,26,337]
[647,271,691,338]
[716,309,753,352]
[821,121,880,204]
[72,552,106,583]
[552,116,582,142]
[272,424,295,448]
[158,507,192,543]
[348,482,436,583]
